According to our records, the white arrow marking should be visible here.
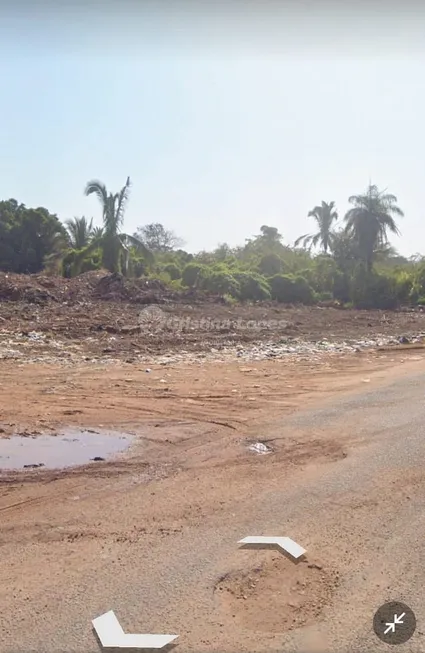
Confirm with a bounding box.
[238,536,306,560]
[384,612,405,635]
[92,610,178,649]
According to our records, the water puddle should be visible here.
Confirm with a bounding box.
[0,429,132,471]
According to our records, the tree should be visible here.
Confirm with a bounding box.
[295,201,338,254]
[65,216,94,249]
[257,225,283,244]
[0,199,67,274]
[84,177,151,274]
[135,223,184,253]
[344,184,403,272]
[213,243,234,261]
[241,225,285,260]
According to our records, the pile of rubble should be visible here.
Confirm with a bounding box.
[0,271,227,306]
[0,270,175,304]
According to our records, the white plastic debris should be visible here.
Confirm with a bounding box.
[248,442,272,455]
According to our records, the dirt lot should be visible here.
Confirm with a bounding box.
[2,272,425,651]
[2,270,425,362]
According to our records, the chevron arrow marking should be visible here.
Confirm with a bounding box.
[92,610,178,649]
[238,536,306,560]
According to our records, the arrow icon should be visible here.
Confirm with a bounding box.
[92,610,178,649]
[384,612,406,635]
[238,536,306,560]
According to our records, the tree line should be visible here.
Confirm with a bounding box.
[0,177,424,309]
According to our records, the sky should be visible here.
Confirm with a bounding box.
[1,1,425,256]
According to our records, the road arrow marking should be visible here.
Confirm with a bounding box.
[238,536,306,560]
[384,612,406,635]
[92,610,178,649]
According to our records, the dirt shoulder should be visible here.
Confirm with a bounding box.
[1,348,423,484]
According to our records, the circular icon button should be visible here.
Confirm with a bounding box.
[373,601,416,645]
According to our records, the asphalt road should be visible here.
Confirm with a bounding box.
[3,365,425,652]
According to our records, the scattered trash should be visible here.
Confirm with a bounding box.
[90,456,105,462]
[27,331,45,341]
[248,442,272,455]
[145,368,151,373]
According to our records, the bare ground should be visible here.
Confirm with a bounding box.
[2,278,425,650]
[2,270,425,361]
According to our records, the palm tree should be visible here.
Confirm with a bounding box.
[65,216,94,249]
[295,201,338,254]
[84,176,152,274]
[344,184,403,271]
[91,226,105,240]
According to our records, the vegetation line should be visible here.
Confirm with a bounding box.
[1,180,422,310]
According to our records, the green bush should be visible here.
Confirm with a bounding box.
[258,253,283,277]
[232,271,271,301]
[131,257,148,278]
[269,274,315,304]
[181,262,209,287]
[200,271,240,296]
[80,254,102,273]
[350,269,400,309]
[317,291,333,301]
[155,271,172,284]
[410,264,425,304]
[223,293,238,305]
[163,263,181,280]
[170,278,184,291]
[332,270,351,303]
[394,274,413,304]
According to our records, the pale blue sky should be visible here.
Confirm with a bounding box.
[1,2,425,255]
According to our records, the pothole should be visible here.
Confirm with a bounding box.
[0,429,133,470]
[214,554,339,633]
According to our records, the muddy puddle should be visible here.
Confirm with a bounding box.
[0,429,132,470]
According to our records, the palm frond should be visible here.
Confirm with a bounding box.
[294,233,310,247]
[115,176,131,228]
[311,233,321,248]
[65,216,94,249]
[91,226,105,240]
[84,180,108,209]
[307,208,321,218]
[375,212,401,235]
[120,233,154,263]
